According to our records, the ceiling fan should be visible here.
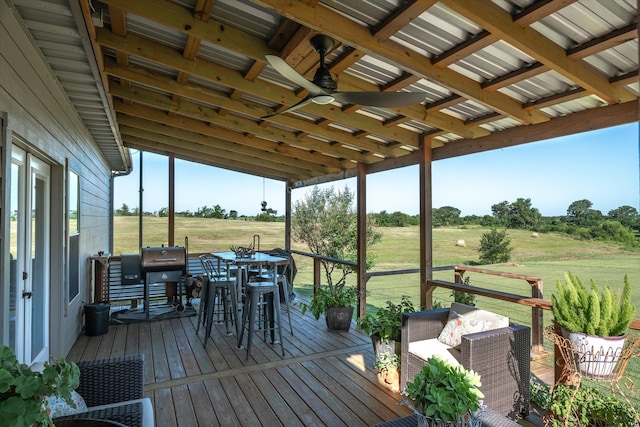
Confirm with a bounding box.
[264,34,427,117]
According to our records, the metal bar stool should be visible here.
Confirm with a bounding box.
[254,266,294,336]
[197,255,238,345]
[237,280,284,360]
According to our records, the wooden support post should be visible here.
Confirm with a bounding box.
[419,136,433,309]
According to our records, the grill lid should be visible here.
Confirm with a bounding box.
[140,246,186,272]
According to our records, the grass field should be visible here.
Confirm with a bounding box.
[114,216,640,313]
[114,216,640,404]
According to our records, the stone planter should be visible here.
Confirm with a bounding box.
[325,306,354,331]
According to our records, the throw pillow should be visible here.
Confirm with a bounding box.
[437,310,490,348]
[44,390,88,418]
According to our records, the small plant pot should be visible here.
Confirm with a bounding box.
[377,366,400,393]
[325,306,354,331]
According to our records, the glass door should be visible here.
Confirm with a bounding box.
[9,147,50,364]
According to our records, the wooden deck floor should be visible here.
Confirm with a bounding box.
[67,302,549,427]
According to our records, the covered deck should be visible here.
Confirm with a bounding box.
[66,302,549,426]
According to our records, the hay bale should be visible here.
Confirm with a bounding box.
[456,239,466,247]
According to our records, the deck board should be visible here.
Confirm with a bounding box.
[68,301,547,426]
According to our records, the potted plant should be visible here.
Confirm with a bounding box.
[375,351,401,393]
[301,283,358,331]
[0,345,81,426]
[404,355,484,427]
[356,295,415,364]
[530,379,638,427]
[551,272,635,376]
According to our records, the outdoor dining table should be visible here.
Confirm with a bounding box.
[209,251,290,314]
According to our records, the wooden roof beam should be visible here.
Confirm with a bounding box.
[512,0,578,27]
[567,23,639,59]
[441,0,635,104]
[372,0,439,40]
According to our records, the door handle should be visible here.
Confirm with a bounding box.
[22,291,33,299]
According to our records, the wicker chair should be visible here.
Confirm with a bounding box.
[401,307,531,418]
[54,355,153,427]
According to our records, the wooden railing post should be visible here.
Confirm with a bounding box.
[530,278,544,355]
[313,257,321,294]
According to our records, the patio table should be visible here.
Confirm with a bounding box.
[209,251,290,313]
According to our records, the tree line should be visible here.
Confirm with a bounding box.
[114,196,640,246]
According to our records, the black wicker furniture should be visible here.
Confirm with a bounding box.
[54,355,153,427]
[401,304,530,418]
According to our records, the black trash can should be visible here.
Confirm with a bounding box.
[85,302,111,336]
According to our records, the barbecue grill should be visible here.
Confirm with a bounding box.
[140,246,187,317]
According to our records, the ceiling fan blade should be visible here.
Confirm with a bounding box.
[265,55,328,96]
[262,97,315,118]
[332,91,427,108]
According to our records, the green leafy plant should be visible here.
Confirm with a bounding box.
[356,295,415,342]
[404,355,484,423]
[451,276,476,307]
[374,351,400,372]
[551,272,635,336]
[300,284,358,319]
[0,345,80,427]
[530,379,638,427]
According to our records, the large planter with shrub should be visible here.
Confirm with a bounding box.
[325,306,354,331]
[551,272,635,378]
[301,284,358,332]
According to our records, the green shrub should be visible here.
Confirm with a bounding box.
[478,228,512,264]
[530,379,638,427]
[356,295,415,342]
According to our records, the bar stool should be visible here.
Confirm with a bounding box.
[254,267,294,336]
[237,280,284,360]
[197,255,238,345]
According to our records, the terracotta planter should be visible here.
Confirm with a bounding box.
[377,366,400,393]
[325,306,354,331]
[561,327,626,377]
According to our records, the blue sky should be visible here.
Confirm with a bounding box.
[114,123,639,217]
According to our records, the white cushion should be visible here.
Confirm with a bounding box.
[437,310,491,348]
[87,397,154,427]
[408,338,461,367]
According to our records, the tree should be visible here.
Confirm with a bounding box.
[478,228,512,264]
[433,206,461,226]
[491,201,510,226]
[508,198,541,230]
[114,203,131,216]
[292,186,382,288]
[491,198,540,229]
[566,199,602,227]
[608,205,639,230]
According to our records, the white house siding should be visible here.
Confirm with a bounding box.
[0,1,114,358]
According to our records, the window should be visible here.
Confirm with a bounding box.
[68,169,79,300]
